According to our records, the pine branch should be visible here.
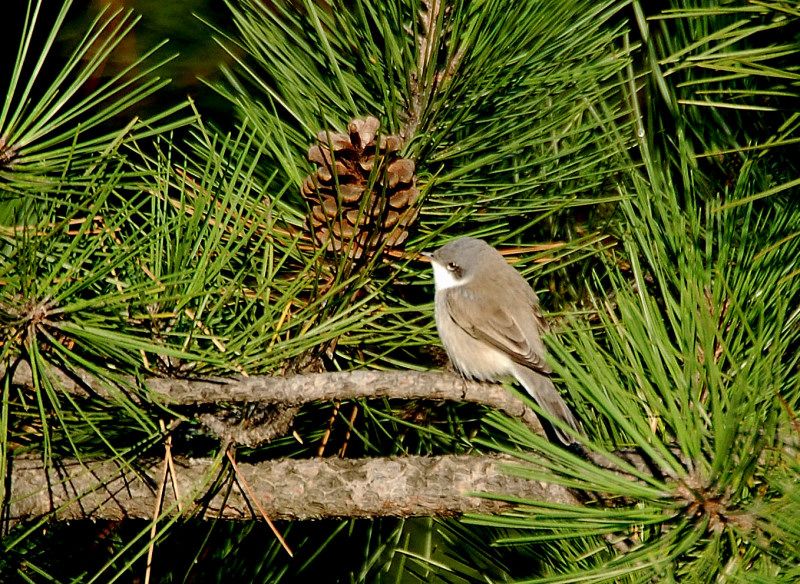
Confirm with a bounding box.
[4,360,674,476]
[5,360,547,437]
[5,453,577,527]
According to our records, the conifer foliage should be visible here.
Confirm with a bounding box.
[1,0,798,581]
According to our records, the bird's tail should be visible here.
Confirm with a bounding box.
[511,365,581,445]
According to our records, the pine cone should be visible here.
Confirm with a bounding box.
[301,116,419,259]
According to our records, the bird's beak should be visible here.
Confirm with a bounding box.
[419,251,433,262]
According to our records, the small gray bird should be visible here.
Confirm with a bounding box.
[424,237,580,445]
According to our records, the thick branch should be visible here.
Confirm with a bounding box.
[5,361,670,475]
[6,454,576,525]
[7,360,546,435]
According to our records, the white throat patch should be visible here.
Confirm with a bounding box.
[431,261,467,291]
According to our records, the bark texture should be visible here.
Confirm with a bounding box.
[2,361,666,530]
[6,453,576,525]
[7,362,537,418]
[6,360,547,439]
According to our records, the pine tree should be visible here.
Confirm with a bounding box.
[1,0,798,581]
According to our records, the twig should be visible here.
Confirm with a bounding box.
[225,447,293,557]
[338,404,359,458]
[144,436,170,584]
[318,401,340,457]
[161,419,182,511]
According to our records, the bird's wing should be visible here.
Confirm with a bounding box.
[445,283,552,375]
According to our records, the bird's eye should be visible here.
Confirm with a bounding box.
[446,262,458,272]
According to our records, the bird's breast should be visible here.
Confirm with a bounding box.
[434,292,514,381]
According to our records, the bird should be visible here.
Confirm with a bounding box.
[423,236,580,445]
